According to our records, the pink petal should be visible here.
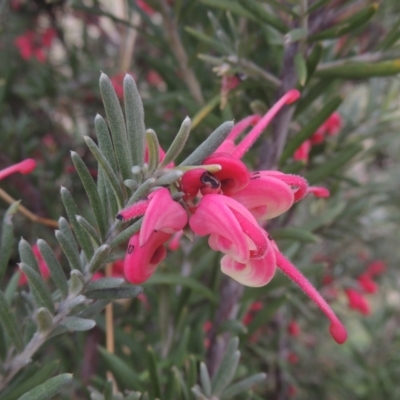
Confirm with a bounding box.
[181,169,221,199]
[117,199,151,221]
[274,249,347,344]
[220,244,276,287]
[262,171,308,202]
[139,188,187,246]
[307,186,330,198]
[230,172,294,220]
[189,194,251,263]
[124,231,171,284]
[203,153,250,195]
[293,140,311,162]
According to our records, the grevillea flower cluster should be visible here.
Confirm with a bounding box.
[117,85,347,344]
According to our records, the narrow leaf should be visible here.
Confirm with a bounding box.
[155,170,183,186]
[69,269,85,296]
[145,129,160,174]
[19,263,55,313]
[60,187,94,260]
[85,286,143,300]
[77,299,110,319]
[160,117,191,167]
[213,351,240,396]
[76,216,101,246]
[221,373,267,399]
[95,114,117,170]
[55,230,82,272]
[0,202,19,281]
[271,228,319,243]
[108,218,142,248]
[306,43,323,82]
[87,244,111,273]
[58,217,79,255]
[86,278,124,291]
[17,373,73,400]
[62,317,96,331]
[180,121,233,166]
[84,136,124,207]
[0,290,23,351]
[18,238,40,274]
[35,307,53,333]
[99,72,132,180]
[71,152,107,238]
[124,74,145,167]
[37,239,68,298]
[199,363,212,397]
[147,346,161,399]
[126,178,155,207]
[294,52,307,86]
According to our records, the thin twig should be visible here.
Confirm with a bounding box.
[159,0,204,105]
[0,188,59,228]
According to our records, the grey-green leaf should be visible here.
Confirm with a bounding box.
[0,202,19,281]
[62,317,96,331]
[76,216,101,246]
[17,373,73,400]
[100,72,132,180]
[199,362,212,397]
[18,238,40,274]
[71,152,107,238]
[145,129,160,174]
[37,239,68,298]
[60,187,94,260]
[55,230,82,272]
[35,307,53,333]
[220,373,267,399]
[180,121,234,166]
[0,290,23,351]
[85,286,143,300]
[87,244,111,274]
[124,74,145,167]
[85,278,124,291]
[19,263,55,313]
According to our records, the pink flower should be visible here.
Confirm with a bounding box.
[123,188,187,283]
[307,186,330,198]
[146,70,165,88]
[293,140,311,162]
[242,301,263,325]
[110,73,125,100]
[15,28,55,63]
[357,273,377,294]
[345,288,370,315]
[137,0,156,15]
[19,245,50,286]
[366,260,386,277]
[287,321,300,337]
[287,352,299,364]
[0,159,36,181]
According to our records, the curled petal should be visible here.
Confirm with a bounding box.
[274,249,347,344]
[190,194,257,263]
[231,172,294,220]
[220,245,276,287]
[262,171,308,202]
[203,153,250,195]
[124,232,171,284]
[139,188,187,246]
[0,159,36,181]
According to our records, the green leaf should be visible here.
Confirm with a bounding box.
[77,299,110,319]
[221,373,267,399]
[58,217,79,255]
[0,290,23,351]
[19,263,55,313]
[145,129,160,175]
[172,327,190,367]
[145,274,217,303]
[271,227,319,243]
[316,60,400,79]
[60,187,94,260]
[237,0,288,33]
[61,316,96,331]
[172,366,189,400]
[17,373,73,400]
[213,350,240,396]
[306,43,323,82]
[154,170,183,186]
[284,28,307,44]
[71,152,107,239]
[69,270,85,296]
[294,52,307,86]
[199,363,212,397]
[87,244,111,274]
[76,216,101,246]
[94,114,117,171]
[126,179,155,207]
[99,73,132,180]
[200,0,256,21]
[108,218,143,248]
[85,278,124,291]
[84,136,124,207]
[98,347,144,391]
[37,239,68,299]
[305,144,362,184]
[35,307,53,333]
[124,74,145,167]
[161,117,191,167]
[55,230,82,272]
[280,96,342,163]
[0,202,19,281]
[180,121,234,166]
[18,238,40,274]
[309,5,378,41]
[185,27,229,54]
[85,286,143,300]
[146,346,161,399]
[4,271,21,305]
